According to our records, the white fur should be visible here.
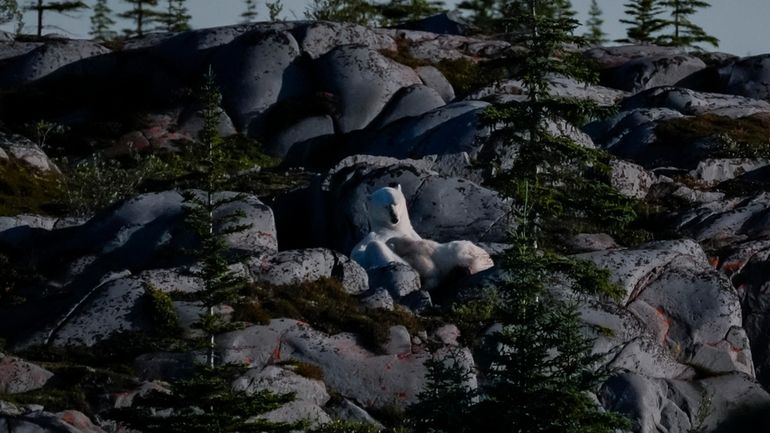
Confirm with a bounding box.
[387,237,494,290]
[351,185,421,270]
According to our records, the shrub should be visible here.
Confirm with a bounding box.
[239,278,431,352]
[656,113,770,160]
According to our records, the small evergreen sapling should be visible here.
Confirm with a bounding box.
[584,0,607,45]
[0,0,23,33]
[111,365,300,433]
[408,351,477,433]
[304,0,377,26]
[89,0,116,40]
[160,0,191,32]
[120,0,164,37]
[26,0,88,37]
[266,0,283,21]
[374,0,444,26]
[241,0,257,23]
[183,69,251,368]
[618,0,666,44]
[657,0,718,48]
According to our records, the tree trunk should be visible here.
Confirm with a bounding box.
[36,0,43,36]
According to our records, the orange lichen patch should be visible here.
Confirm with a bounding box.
[655,306,672,344]
[708,256,720,268]
[720,260,745,274]
[58,410,94,430]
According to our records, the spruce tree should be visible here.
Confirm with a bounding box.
[457,0,503,33]
[183,69,252,368]
[473,248,628,433]
[111,365,299,433]
[618,0,666,44]
[584,0,607,45]
[160,0,191,32]
[549,0,575,20]
[304,0,377,26]
[657,0,718,48]
[241,0,257,23]
[408,353,477,433]
[89,0,115,41]
[375,0,444,26]
[25,0,88,36]
[266,0,283,21]
[120,0,164,37]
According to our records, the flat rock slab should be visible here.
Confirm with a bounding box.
[246,248,368,295]
[0,356,53,394]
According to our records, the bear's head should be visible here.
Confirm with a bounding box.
[367,184,411,231]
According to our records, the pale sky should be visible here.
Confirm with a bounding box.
[1,0,768,56]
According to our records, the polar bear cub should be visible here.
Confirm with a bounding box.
[386,237,494,290]
[350,185,421,270]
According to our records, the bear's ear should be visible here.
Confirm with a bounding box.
[396,184,402,192]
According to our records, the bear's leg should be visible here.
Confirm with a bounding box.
[363,240,407,269]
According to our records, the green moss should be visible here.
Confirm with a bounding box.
[448,244,624,346]
[310,419,379,433]
[434,57,508,98]
[144,284,182,336]
[0,363,137,416]
[237,278,432,353]
[380,38,509,98]
[276,360,325,381]
[656,113,770,159]
[0,157,64,216]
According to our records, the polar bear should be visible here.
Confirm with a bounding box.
[386,237,494,290]
[350,185,421,270]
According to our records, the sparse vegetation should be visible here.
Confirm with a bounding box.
[311,419,380,433]
[237,277,431,352]
[656,113,770,159]
[144,284,182,336]
[0,155,63,216]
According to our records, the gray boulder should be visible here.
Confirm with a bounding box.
[730,244,770,388]
[233,365,330,406]
[213,30,310,135]
[283,101,492,170]
[601,54,706,92]
[0,215,58,234]
[689,158,770,185]
[415,65,455,103]
[0,407,108,433]
[371,84,446,129]
[43,275,148,348]
[367,262,421,299]
[217,319,433,408]
[0,133,58,172]
[621,87,770,118]
[265,115,335,159]
[176,106,237,139]
[316,45,421,133]
[565,233,620,253]
[720,54,770,101]
[395,11,474,36]
[471,75,627,107]
[577,241,752,376]
[245,248,368,295]
[257,400,331,428]
[611,159,657,199]
[292,22,396,59]
[584,45,687,69]
[0,355,53,394]
[676,192,770,248]
[601,372,770,433]
[0,39,110,88]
